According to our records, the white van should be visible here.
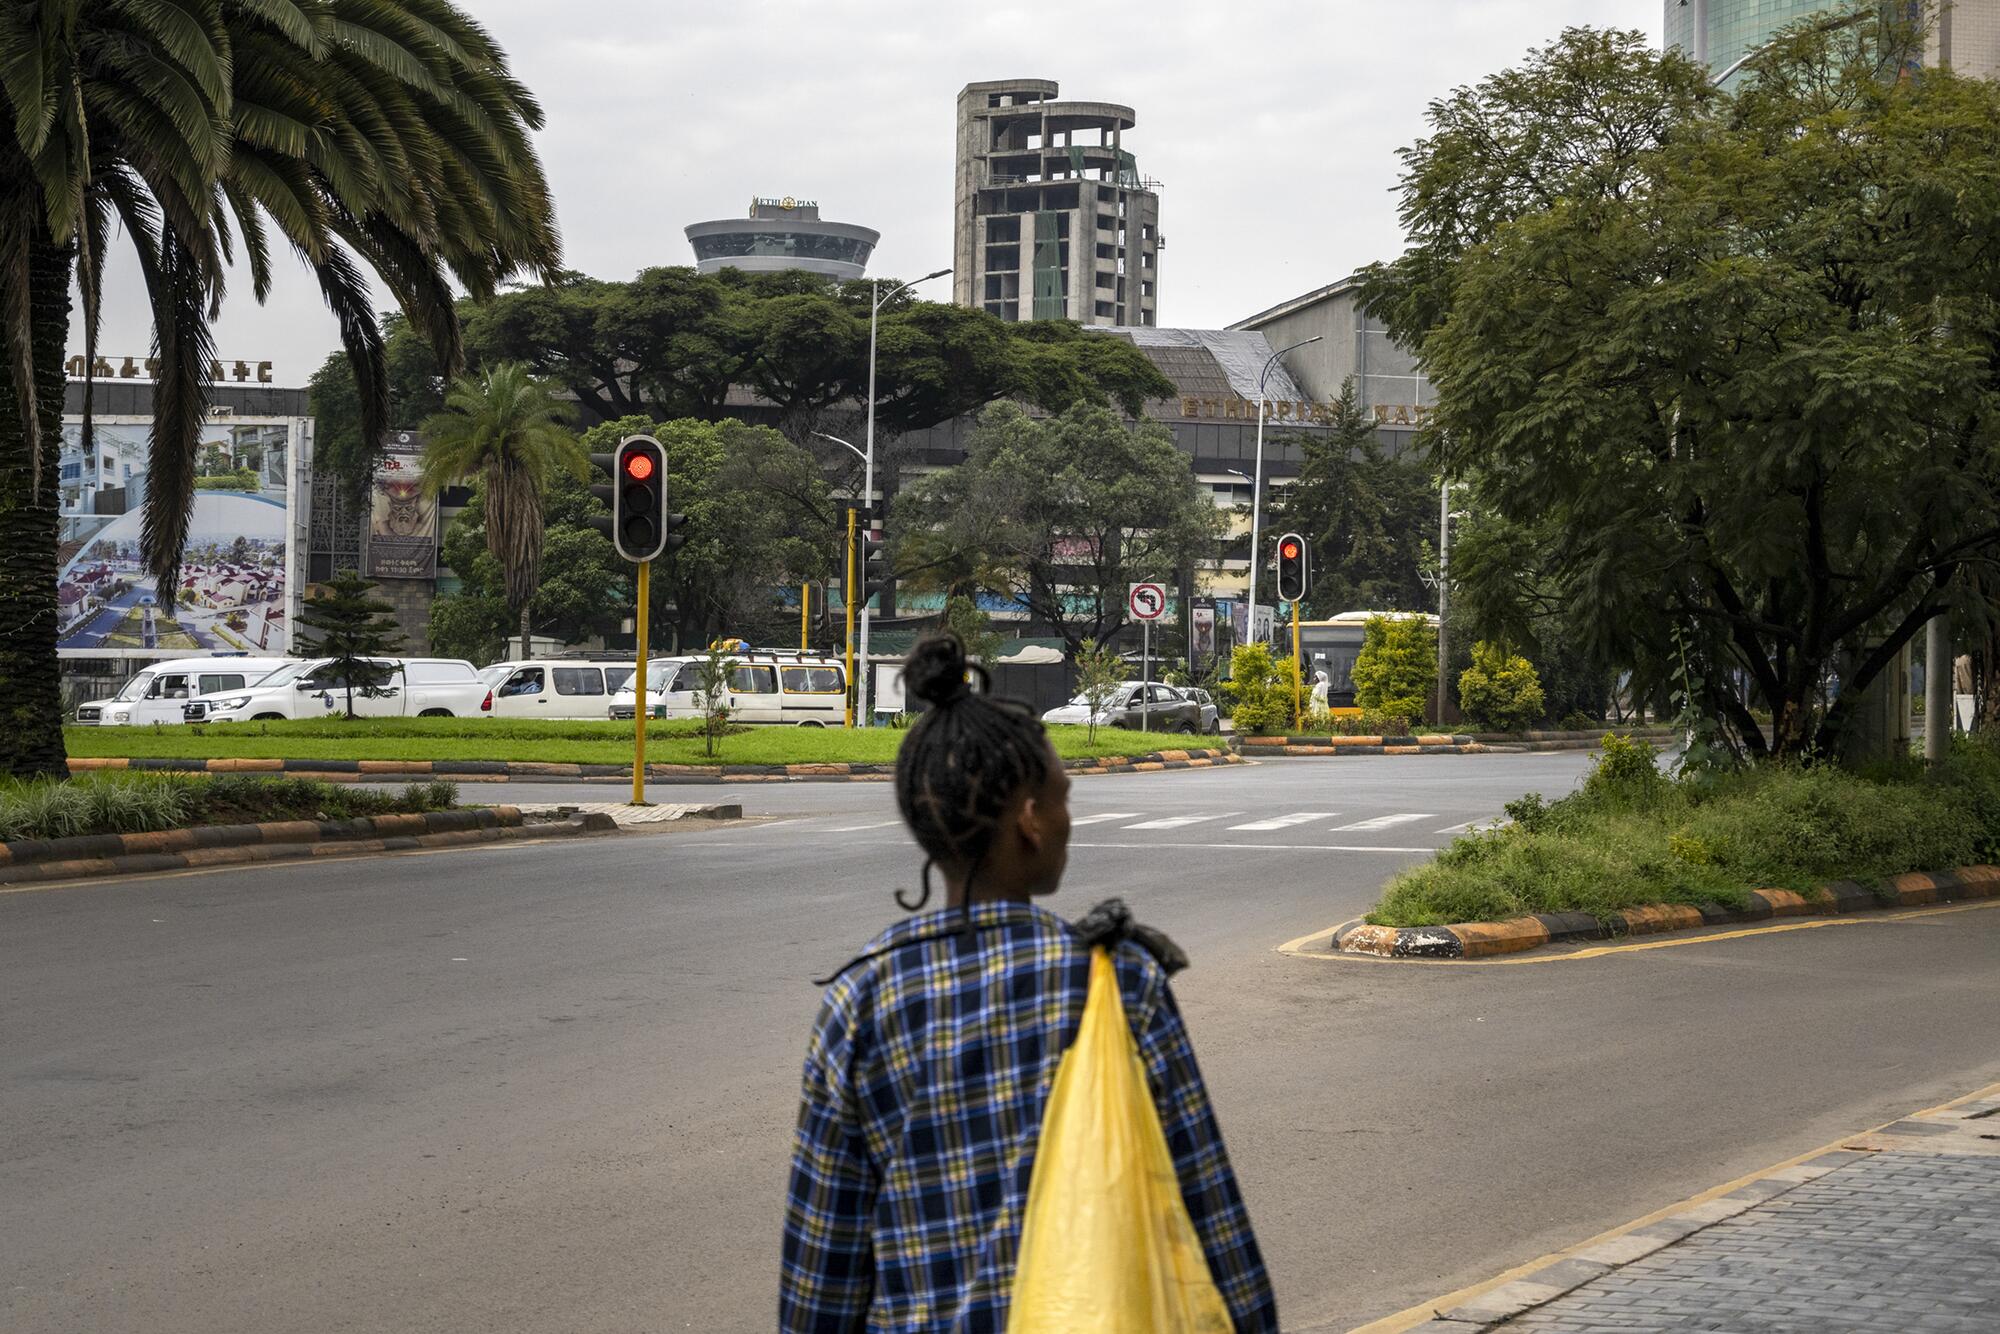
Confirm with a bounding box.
[182,657,488,721]
[480,658,638,720]
[76,657,292,725]
[606,650,847,726]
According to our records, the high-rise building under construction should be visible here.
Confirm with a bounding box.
[952,79,1159,327]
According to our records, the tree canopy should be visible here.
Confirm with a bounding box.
[1361,7,2000,760]
[892,403,1223,652]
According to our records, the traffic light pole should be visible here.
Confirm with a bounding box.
[1291,599,1303,729]
[632,559,650,805]
[844,509,857,729]
[801,582,809,652]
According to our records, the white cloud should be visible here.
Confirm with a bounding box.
[77,0,1662,389]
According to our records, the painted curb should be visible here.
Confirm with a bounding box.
[0,806,625,887]
[65,748,1243,784]
[1234,733,1484,757]
[1332,866,2000,959]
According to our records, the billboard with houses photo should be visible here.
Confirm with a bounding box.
[57,416,303,656]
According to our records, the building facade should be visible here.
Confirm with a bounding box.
[1666,1,2000,83]
[684,198,880,279]
[1229,276,1433,459]
[953,78,1160,327]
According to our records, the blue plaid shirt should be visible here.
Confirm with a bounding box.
[781,900,1278,1332]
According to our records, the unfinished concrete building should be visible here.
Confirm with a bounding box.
[953,79,1159,326]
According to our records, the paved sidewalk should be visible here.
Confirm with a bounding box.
[1396,1085,2000,1332]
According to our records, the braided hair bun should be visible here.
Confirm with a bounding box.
[893,633,1052,900]
[903,632,976,707]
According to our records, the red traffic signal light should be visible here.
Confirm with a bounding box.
[1275,531,1309,604]
[623,451,655,481]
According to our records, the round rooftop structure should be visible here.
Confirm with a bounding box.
[685,198,880,280]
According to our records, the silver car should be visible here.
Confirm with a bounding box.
[1176,687,1222,735]
[1041,682,1203,734]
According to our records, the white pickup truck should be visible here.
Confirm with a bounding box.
[181,657,491,722]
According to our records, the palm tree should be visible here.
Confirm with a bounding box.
[0,2,558,778]
[418,364,585,659]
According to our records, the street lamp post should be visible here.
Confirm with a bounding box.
[858,267,950,727]
[1246,336,1322,646]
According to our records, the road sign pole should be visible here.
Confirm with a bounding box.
[1142,620,1151,732]
[632,559,650,806]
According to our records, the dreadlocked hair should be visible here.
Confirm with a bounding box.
[893,633,1053,913]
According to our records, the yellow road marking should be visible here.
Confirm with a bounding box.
[1277,898,2000,966]
[1345,1080,2000,1333]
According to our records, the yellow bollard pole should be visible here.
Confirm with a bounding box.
[801,582,809,651]
[843,509,856,728]
[1291,599,1303,730]
[632,559,650,805]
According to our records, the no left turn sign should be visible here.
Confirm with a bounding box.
[1128,582,1166,621]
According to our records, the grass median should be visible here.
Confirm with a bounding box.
[0,772,460,843]
[1366,734,2000,928]
[62,717,1200,767]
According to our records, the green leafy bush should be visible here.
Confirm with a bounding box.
[1351,614,1436,725]
[1367,734,2000,928]
[1226,643,1292,735]
[1457,642,1547,732]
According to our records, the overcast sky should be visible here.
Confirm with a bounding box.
[80,0,1664,388]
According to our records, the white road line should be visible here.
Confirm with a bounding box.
[1121,812,1243,830]
[1228,811,1338,831]
[1433,819,1488,835]
[827,820,902,832]
[1327,813,1435,832]
[1069,812,1143,826]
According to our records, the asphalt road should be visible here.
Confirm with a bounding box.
[4,753,1996,1332]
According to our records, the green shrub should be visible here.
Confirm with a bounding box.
[1226,643,1292,735]
[1559,710,1596,732]
[0,773,460,844]
[1351,614,1436,725]
[1368,737,2000,928]
[1457,642,1548,732]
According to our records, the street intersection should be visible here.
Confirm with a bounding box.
[4,753,1996,1331]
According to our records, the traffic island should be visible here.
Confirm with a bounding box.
[1322,866,2000,959]
[0,805,634,888]
[68,747,1242,784]
[1231,726,1677,757]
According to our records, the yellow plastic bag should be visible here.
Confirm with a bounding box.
[1008,948,1233,1332]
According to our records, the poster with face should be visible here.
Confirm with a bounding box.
[366,438,437,579]
[57,420,294,653]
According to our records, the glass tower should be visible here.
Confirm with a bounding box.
[1665,1,1839,82]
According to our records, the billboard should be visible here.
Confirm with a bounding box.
[57,416,302,656]
[366,435,436,579]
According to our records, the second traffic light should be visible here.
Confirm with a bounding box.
[590,435,687,563]
[859,526,890,605]
[1274,531,1309,604]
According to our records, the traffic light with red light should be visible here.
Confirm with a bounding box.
[1274,531,1308,604]
[589,435,683,563]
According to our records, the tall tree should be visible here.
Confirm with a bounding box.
[0,1,559,778]
[893,403,1224,652]
[418,365,587,659]
[1361,8,2000,761]
[1266,381,1436,618]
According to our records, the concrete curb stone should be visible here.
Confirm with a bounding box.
[66,748,1242,784]
[0,803,623,888]
[1332,865,2000,959]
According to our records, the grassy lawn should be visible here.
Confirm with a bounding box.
[1367,734,2000,927]
[63,718,1201,766]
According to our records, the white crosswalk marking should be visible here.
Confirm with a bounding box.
[1228,812,1338,831]
[828,820,902,832]
[1068,812,1142,826]
[1433,819,1488,835]
[1121,812,1242,830]
[1328,813,1434,832]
